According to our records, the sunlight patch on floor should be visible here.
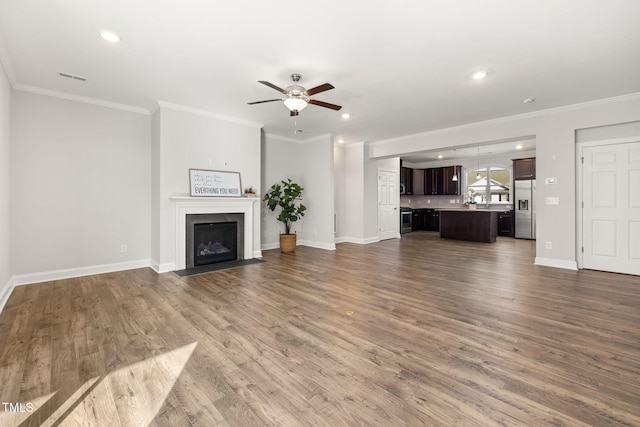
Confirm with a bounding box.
[3,342,198,427]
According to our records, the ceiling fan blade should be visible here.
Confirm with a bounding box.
[305,83,334,96]
[258,81,287,94]
[309,99,342,111]
[247,99,282,105]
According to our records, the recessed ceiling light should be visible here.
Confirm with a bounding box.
[437,154,444,159]
[100,30,121,43]
[471,70,488,80]
[337,139,345,144]
[516,144,524,150]
[341,113,350,119]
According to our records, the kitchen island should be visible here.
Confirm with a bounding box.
[438,208,498,243]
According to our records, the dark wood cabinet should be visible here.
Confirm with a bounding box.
[427,210,440,231]
[400,166,413,195]
[412,210,421,231]
[440,210,498,243]
[443,166,462,195]
[497,211,514,237]
[513,158,536,180]
[424,168,443,195]
[424,166,461,195]
[411,209,439,231]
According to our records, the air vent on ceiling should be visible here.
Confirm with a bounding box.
[58,72,87,82]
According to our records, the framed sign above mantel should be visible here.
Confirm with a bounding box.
[189,169,242,197]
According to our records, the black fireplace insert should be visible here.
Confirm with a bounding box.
[193,221,238,266]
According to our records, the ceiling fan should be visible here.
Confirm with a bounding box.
[248,73,342,116]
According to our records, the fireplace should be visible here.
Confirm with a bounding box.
[186,213,244,269]
[169,195,258,273]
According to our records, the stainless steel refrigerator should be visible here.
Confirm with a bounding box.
[515,179,536,239]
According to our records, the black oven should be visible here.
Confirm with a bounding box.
[400,207,412,234]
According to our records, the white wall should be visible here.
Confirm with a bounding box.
[333,144,347,241]
[150,109,161,266]
[369,94,640,269]
[576,120,640,143]
[0,59,11,307]
[298,135,335,250]
[340,142,400,243]
[343,143,366,242]
[151,104,262,270]
[261,135,303,247]
[10,91,151,279]
[261,134,336,250]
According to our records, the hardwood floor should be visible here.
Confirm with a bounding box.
[1,232,639,426]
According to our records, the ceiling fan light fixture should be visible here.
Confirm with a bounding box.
[283,97,308,112]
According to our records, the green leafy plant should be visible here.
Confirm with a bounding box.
[263,179,306,234]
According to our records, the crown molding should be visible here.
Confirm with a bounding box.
[263,133,303,144]
[263,132,334,144]
[14,84,151,115]
[0,36,16,86]
[373,92,640,147]
[156,100,263,128]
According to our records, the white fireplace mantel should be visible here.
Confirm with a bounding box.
[170,195,259,270]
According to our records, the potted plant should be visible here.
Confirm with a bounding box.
[263,179,306,252]
[464,188,477,209]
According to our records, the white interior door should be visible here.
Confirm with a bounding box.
[582,141,640,275]
[378,168,398,241]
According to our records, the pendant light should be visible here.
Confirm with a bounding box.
[452,149,458,181]
[476,146,481,180]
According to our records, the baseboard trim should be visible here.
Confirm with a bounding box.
[534,257,579,271]
[0,277,15,314]
[150,260,176,274]
[342,236,380,245]
[261,241,336,251]
[298,240,336,251]
[11,259,152,286]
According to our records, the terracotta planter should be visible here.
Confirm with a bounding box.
[279,233,297,253]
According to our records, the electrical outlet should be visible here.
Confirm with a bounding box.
[545,242,552,249]
[120,244,128,253]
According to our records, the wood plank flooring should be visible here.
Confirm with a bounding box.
[0,231,639,426]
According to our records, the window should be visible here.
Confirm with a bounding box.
[466,167,511,204]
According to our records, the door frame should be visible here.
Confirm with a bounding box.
[576,136,639,269]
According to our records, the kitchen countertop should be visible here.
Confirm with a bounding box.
[403,206,512,212]
[437,207,495,212]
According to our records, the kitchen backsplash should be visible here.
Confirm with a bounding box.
[401,195,512,210]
